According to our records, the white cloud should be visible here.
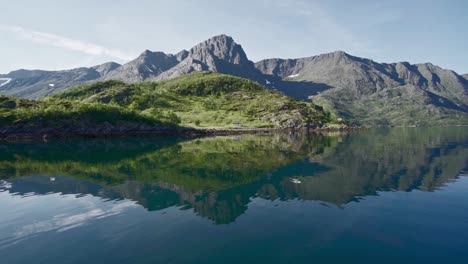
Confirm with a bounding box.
[0,24,133,61]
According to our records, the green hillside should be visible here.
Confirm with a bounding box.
[0,72,335,137]
[53,72,335,129]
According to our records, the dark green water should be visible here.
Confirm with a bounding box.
[0,128,467,263]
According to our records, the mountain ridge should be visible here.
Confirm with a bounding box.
[1,34,467,126]
[100,50,181,82]
[0,62,121,99]
[153,34,264,82]
[255,50,468,125]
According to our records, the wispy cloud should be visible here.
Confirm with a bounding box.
[0,24,133,61]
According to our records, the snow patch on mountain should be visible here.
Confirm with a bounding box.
[288,74,300,78]
[0,78,12,87]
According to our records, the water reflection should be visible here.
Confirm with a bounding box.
[1,128,467,224]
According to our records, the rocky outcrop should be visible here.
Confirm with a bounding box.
[154,34,264,82]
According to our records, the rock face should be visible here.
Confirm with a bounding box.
[101,50,180,82]
[92,62,121,76]
[463,74,468,80]
[98,34,264,83]
[256,51,468,104]
[0,62,120,99]
[154,34,264,82]
[256,51,468,125]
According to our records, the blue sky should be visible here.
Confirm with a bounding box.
[1,0,467,74]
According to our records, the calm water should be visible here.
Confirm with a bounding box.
[0,128,467,263]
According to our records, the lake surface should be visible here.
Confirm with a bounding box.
[0,128,467,263]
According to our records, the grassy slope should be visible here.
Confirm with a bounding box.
[0,95,165,128]
[52,72,335,129]
[0,72,336,135]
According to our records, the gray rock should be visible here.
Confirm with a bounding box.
[92,62,121,76]
[101,50,180,82]
[154,34,264,82]
[256,51,468,112]
[256,51,468,125]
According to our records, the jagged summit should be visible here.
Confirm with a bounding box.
[188,34,250,65]
[154,34,264,82]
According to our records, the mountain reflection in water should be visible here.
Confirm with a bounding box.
[1,128,467,225]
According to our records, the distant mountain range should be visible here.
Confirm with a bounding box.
[0,62,121,99]
[1,34,467,125]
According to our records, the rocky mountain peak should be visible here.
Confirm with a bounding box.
[330,50,348,56]
[141,49,153,55]
[153,35,263,82]
[188,34,250,65]
[92,62,121,76]
[136,50,172,62]
[319,50,359,64]
[175,50,189,61]
[101,50,179,82]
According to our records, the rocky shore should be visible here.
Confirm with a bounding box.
[0,123,364,141]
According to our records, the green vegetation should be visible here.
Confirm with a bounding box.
[52,72,334,129]
[0,95,161,125]
[0,94,169,136]
[0,72,337,136]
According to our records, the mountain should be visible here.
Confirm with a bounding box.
[1,34,467,126]
[463,74,468,80]
[256,51,468,104]
[256,51,468,125]
[100,50,181,82]
[99,34,263,83]
[0,34,266,99]
[153,35,264,82]
[92,62,121,76]
[0,62,120,99]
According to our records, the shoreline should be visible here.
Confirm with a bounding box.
[0,126,366,141]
